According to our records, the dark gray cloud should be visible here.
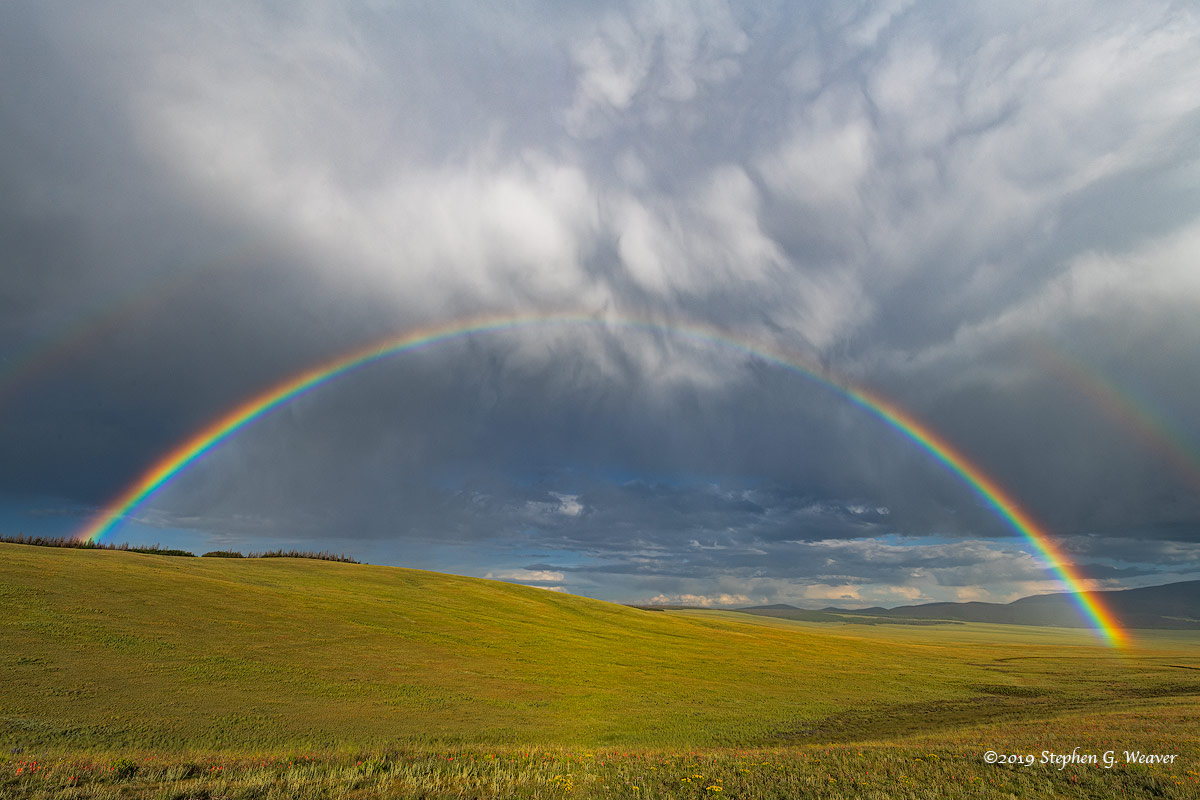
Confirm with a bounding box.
[2,0,1199,607]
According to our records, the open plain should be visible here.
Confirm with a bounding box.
[2,543,1198,798]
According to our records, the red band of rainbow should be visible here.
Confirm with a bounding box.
[74,312,1127,646]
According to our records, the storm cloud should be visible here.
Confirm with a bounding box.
[2,0,1198,607]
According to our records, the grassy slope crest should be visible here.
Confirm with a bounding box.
[2,543,1198,752]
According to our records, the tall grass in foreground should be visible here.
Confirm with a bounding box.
[4,702,1197,798]
[3,739,1197,800]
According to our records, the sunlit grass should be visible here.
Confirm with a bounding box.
[3,726,1198,800]
[2,542,1198,797]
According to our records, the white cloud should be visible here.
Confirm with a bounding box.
[869,40,957,152]
[567,15,650,127]
[842,0,914,49]
[800,583,862,602]
[688,539,727,551]
[553,493,584,517]
[647,592,751,607]
[906,219,1200,370]
[523,492,588,520]
[756,85,872,218]
[114,0,1200,373]
[485,569,566,585]
[564,0,748,136]
[612,165,783,293]
[884,585,926,601]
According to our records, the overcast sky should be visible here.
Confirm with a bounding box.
[2,1,1199,608]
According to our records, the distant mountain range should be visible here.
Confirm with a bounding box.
[737,580,1200,630]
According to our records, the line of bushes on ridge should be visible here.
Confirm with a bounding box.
[1,534,359,563]
[0,534,195,557]
[204,548,360,563]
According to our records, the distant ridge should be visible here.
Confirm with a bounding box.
[738,580,1200,630]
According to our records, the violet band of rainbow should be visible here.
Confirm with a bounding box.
[74,312,1127,647]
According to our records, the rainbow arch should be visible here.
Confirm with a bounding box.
[1,237,263,410]
[1030,340,1200,495]
[74,311,1127,646]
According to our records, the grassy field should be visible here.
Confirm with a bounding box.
[2,542,1198,797]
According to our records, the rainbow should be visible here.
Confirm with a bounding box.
[0,237,261,409]
[1030,341,1200,495]
[75,312,1128,646]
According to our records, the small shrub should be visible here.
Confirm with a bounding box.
[202,550,245,558]
[110,757,139,779]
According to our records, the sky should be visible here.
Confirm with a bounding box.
[2,1,1199,609]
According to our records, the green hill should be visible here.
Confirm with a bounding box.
[817,580,1200,629]
[2,542,1199,753]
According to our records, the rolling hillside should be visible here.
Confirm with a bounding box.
[804,580,1200,629]
[2,543,1199,752]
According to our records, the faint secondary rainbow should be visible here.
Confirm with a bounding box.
[75,312,1127,646]
[0,271,196,409]
[1030,341,1200,495]
[0,236,263,409]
